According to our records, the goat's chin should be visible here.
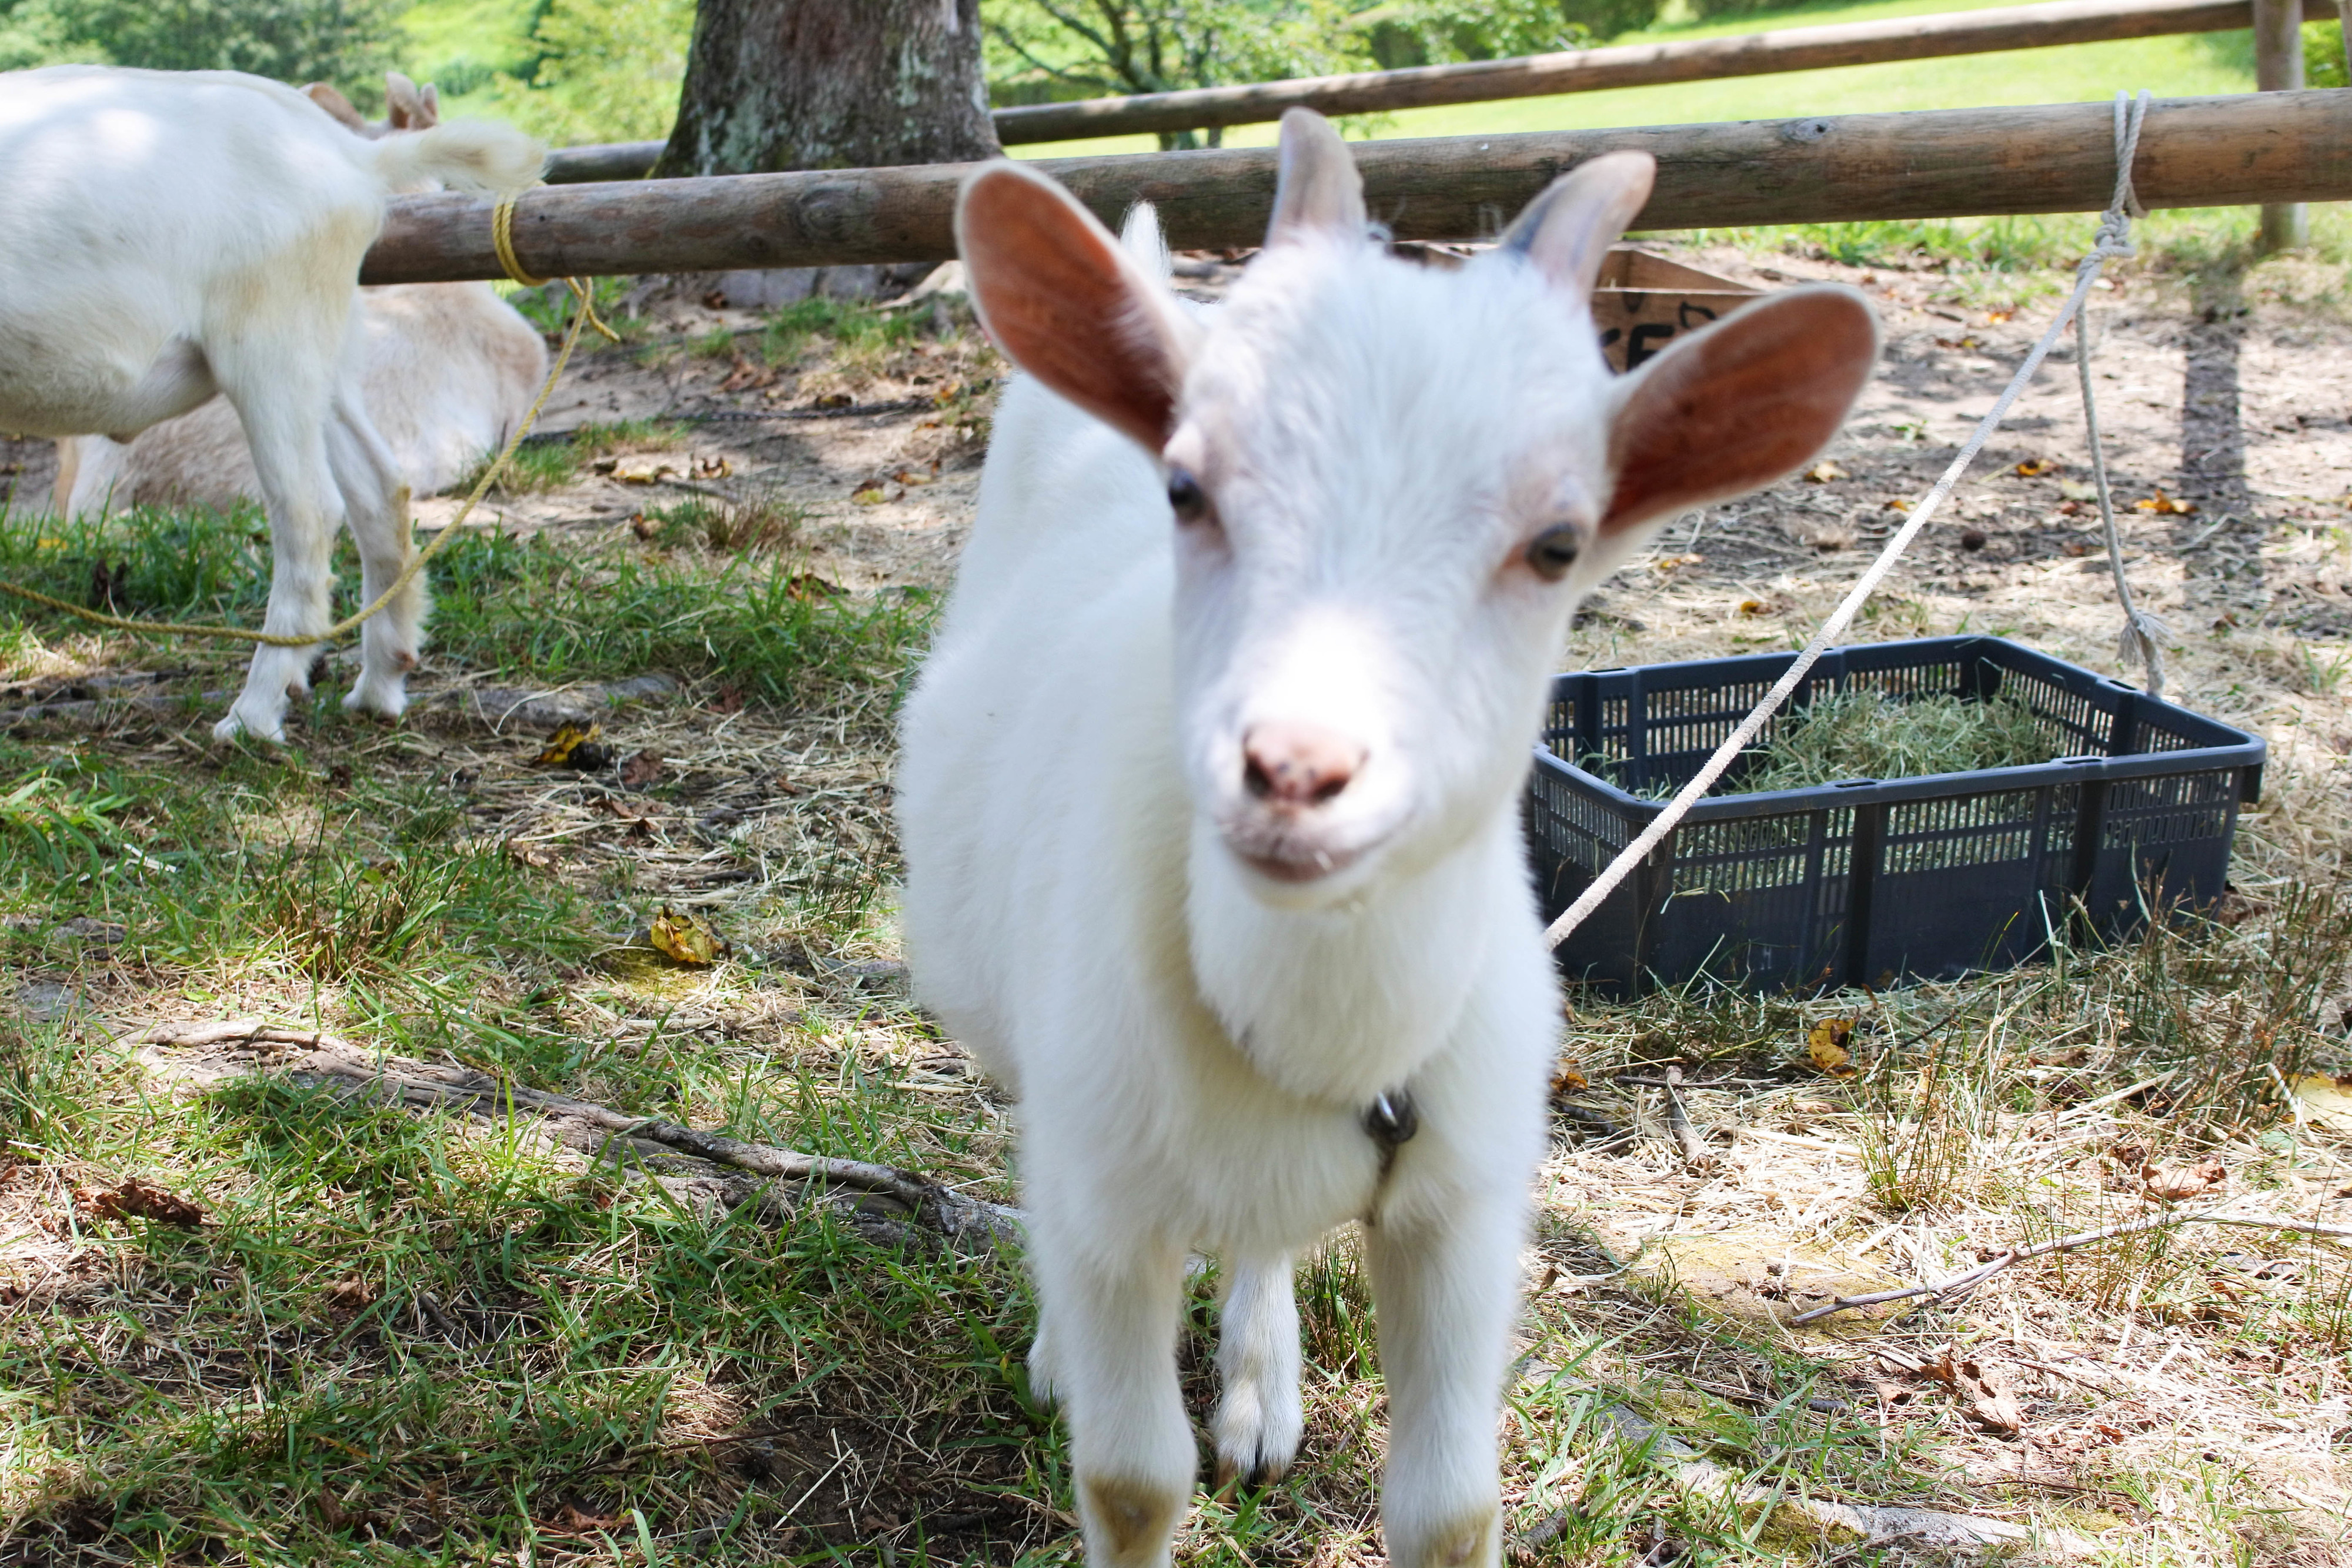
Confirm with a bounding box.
[1214,818,1390,909]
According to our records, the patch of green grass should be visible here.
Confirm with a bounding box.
[760,297,927,372]
[427,527,930,703]
[1740,686,2055,792]
[460,417,685,496]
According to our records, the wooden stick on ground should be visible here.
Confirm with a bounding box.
[1789,1208,2352,1324]
[135,1019,1024,1249]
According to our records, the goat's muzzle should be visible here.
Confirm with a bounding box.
[1227,721,1371,884]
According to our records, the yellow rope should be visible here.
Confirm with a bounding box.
[0,198,616,649]
[491,196,547,288]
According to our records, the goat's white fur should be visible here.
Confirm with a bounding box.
[899,111,1876,1568]
[0,65,543,741]
[54,283,546,526]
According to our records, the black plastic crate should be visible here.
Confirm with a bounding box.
[1524,636,2265,995]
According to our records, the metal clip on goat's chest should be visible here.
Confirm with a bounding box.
[1360,1087,1419,1225]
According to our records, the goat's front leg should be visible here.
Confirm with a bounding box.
[1031,1219,1196,1568]
[1364,1196,1524,1568]
[1214,1251,1301,1486]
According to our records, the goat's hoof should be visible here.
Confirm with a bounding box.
[342,683,409,721]
[212,711,286,746]
[1213,1388,1302,1490]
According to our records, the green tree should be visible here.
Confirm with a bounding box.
[984,1,1365,148]
[983,1,1662,148]
[34,0,400,96]
[482,0,698,145]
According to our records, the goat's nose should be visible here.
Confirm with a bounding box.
[1241,721,1365,807]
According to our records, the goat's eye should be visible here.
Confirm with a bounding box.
[1525,525,1583,580]
[1167,467,1210,524]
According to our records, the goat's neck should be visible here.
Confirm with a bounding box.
[1184,818,1511,1108]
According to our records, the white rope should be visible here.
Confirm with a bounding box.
[1544,90,2156,952]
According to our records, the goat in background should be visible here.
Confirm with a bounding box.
[51,73,548,529]
[898,109,1878,1568]
[0,65,543,741]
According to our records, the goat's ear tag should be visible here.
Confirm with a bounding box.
[1496,152,1656,303]
[1601,284,1879,536]
[1265,109,1367,247]
[957,163,1194,452]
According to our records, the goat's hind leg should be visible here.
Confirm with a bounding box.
[1214,1252,1302,1486]
[328,389,425,718]
[210,375,340,743]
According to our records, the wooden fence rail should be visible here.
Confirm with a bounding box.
[539,0,2340,181]
[368,89,2351,285]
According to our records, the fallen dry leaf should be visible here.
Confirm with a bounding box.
[1738,599,1768,616]
[534,721,602,767]
[1806,1017,1858,1078]
[1551,1065,1589,1094]
[1923,1347,2023,1433]
[2290,1072,2352,1133]
[618,750,664,788]
[851,485,890,506]
[691,454,731,479]
[1804,460,1847,483]
[609,457,677,485]
[2134,490,2197,515]
[80,1178,205,1229]
[2014,457,2057,477]
[1934,335,1981,350]
[324,1277,377,1309]
[2141,1156,2227,1202]
[1983,309,2015,325]
[649,904,730,966]
[1652,553,1704,573]
[1884,498,1910,512]
[2058,479,2098,502]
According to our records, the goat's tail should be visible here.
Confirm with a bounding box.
[372,119,546,196]
[1120,202,1173,285]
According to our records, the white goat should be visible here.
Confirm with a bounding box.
[0,65,543,741]
[51,75,548,527]
[897,110,1877,1568]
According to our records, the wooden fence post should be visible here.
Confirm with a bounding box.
[2256,0,2310,249]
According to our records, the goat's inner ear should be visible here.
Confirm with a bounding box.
[956,165,1194,453]
[1601,284,1880,537]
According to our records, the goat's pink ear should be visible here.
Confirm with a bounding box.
[304,82,367,133]
[957,163,1194,453]
[1265,109,1365,247]
[1495,152,1655,302]
[1601,285,1879,536]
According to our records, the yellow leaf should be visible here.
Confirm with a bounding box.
[534,721,601,767]
[1738,599,1767,616]
[1551,1065,1589,1094]
[851,486,889,507]
[1805,461,1847,483]
[1883,499,1910,513]
[610,457,676,485]
[2013,458,2057,478]
[2133,490,2197,515]
[1806,1017,1858,1078]
[649,904,729,966]
[2291,1073,2352,1133]
[2058,479,2097,502]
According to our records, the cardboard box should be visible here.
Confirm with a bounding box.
[1592,246,1760,374]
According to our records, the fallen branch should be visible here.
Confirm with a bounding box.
[135,1019,1022,1250]
[1659,1067,1718,1172]
[1790,1208,2352,1324]
[1508,1359,2090,1554]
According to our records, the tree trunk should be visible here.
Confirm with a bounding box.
[655,0,1001,178]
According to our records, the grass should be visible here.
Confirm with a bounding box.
[1738,686,2055,791]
